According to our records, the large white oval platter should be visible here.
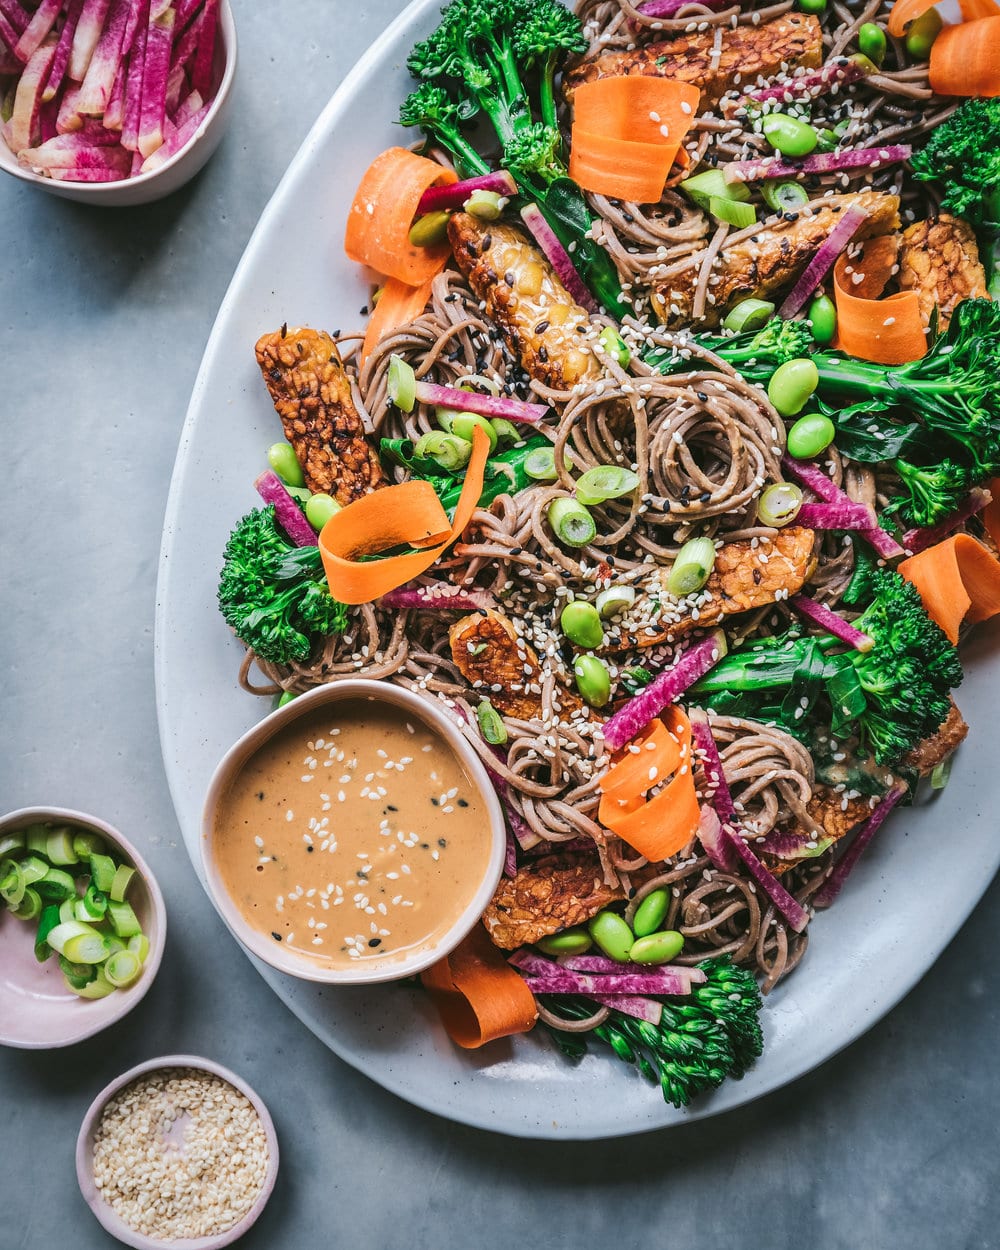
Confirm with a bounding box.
[155,0,997,1139]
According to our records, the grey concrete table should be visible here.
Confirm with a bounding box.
[1,3,998,1247]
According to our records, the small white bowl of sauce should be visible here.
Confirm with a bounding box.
[202,680,506,984]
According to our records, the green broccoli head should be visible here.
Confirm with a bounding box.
[698,315,814,370]
[911,99,1000,226]
[513,0,588,65]
[218,506,348,666]
[888,457,976,529]
[503,120,562,186]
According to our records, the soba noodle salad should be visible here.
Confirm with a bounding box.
[218,0,1000,1105]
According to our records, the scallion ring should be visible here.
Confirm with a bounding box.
[415,431,473,471]
[595,585,636,618]
[524,446,560,481]
[666,538,717,597]
[387,356,417,413]
[574,465,640,507]
[476,698,508,746]
[548,498,597,548]
[757,481,804,527]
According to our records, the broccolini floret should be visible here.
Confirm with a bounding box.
[218,506,348,665]
[692,569,963,767]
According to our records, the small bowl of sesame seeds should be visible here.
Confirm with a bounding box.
[76,1055,279,1249]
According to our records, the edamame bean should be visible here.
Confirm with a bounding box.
[628,930,684,965]
[787,413,836,460]
[905,7,941,59]
[632,888,670,938]
[798,0,826,14]
[761,113,819,158]
[267,442,305,488]
[588,910,634,962]
[490,418,519,447]
[560,601,604,649]
[537,928,593,956]
[277,691,298,708]
[407,211,451,247]
[807,293,837,344]
[573,654,611,708]
[858,21,887,66]
[305,493,341,531]
[767,357,819,416]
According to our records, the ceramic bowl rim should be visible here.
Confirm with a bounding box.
[0,805,167,1049]
[76,1052,280,1250]
[200,678,507,985]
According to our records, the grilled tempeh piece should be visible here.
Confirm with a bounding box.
[447,213,602,389]
[255,327,387,505]
[897,215,988,332]
[449,609,583,721]
[482,853,626,949]
[564,13,823,105]
[652,192,900,328]
[900,699,968,776]
[624,527,816,648]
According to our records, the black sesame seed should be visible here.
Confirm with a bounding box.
[386,804,398,812]
[431,797,439,806]
[457,799,468,808]
[271,932,282,941]
[306,845,314,852]
[368,938,382,948]
[534,320,550,334]
[482,233,492,250]
[438,838,448,847]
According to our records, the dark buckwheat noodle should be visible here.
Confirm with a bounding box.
[233,0,951,1007]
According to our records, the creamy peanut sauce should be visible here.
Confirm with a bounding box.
[212,700,490,968]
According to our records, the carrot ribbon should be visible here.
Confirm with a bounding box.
[833,235,927,366]
[899,534,1000,644]
[929,16,1000,97]
[344,147,457,286]
[420,923,538,1049]
[598,705,700,862]
[569,77,700,204]
[361,275,435,364]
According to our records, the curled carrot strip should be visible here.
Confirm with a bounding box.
[929,17,1000,97]
[318,425,490,604]
[598,705,700,861]
[569,76,700,204]
[887,0,939,36]
[420,924,538,1049]
[899,534,1000,644]
[958,0,1000,17]
[833,236,927,366]
[361,276,435,364]
[344,147,457,285]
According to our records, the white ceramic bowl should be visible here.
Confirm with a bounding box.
[201,679,507,985]
[0,806,166,1048]
[76,1054,280,1250]
[0,0,236,206]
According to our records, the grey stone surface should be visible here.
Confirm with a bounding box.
[1,2,998,1247]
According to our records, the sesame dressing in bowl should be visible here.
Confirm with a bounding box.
[202,680,506,984]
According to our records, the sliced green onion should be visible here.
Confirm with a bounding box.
[598,326,631,368]
[595,585,636,618]
[524,446,560,481]
[757,481,804,527]
[575,465,640,507]
[11,887,41,921]
[723,298,775,334]
[490,418,520,446]
[931,754,953,791]
[46,920,110,964]
[548,498,597,548]
[35,866,76,902]
[0,831,25,858]
[59,897,77,924]
[107,899,142,939]
[760,180,809,213]
[89,853,116,894]
[69,969,115,999]
[464,189,507,219]
[708,196,756,228]
[58,955,97,989]
[450,412,498,451]
[414,431,473,471]
[127,933,151,963]
[19,856,50,886]
[476,699,508,746]
[105,949,142,987]
[110,864,135,903]
[24,824,49,856]
[71,830,106,860]
[667,537,718,596]
[680,168,751,211]
[387,356,417,413]
[0,859,26,908]
[35,904,61,962]
[78,881,108,920]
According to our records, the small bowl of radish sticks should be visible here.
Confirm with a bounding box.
[0,0,236,205]
[0,806,166,1048]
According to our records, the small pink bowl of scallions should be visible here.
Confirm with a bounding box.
[0,806,166,1048]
